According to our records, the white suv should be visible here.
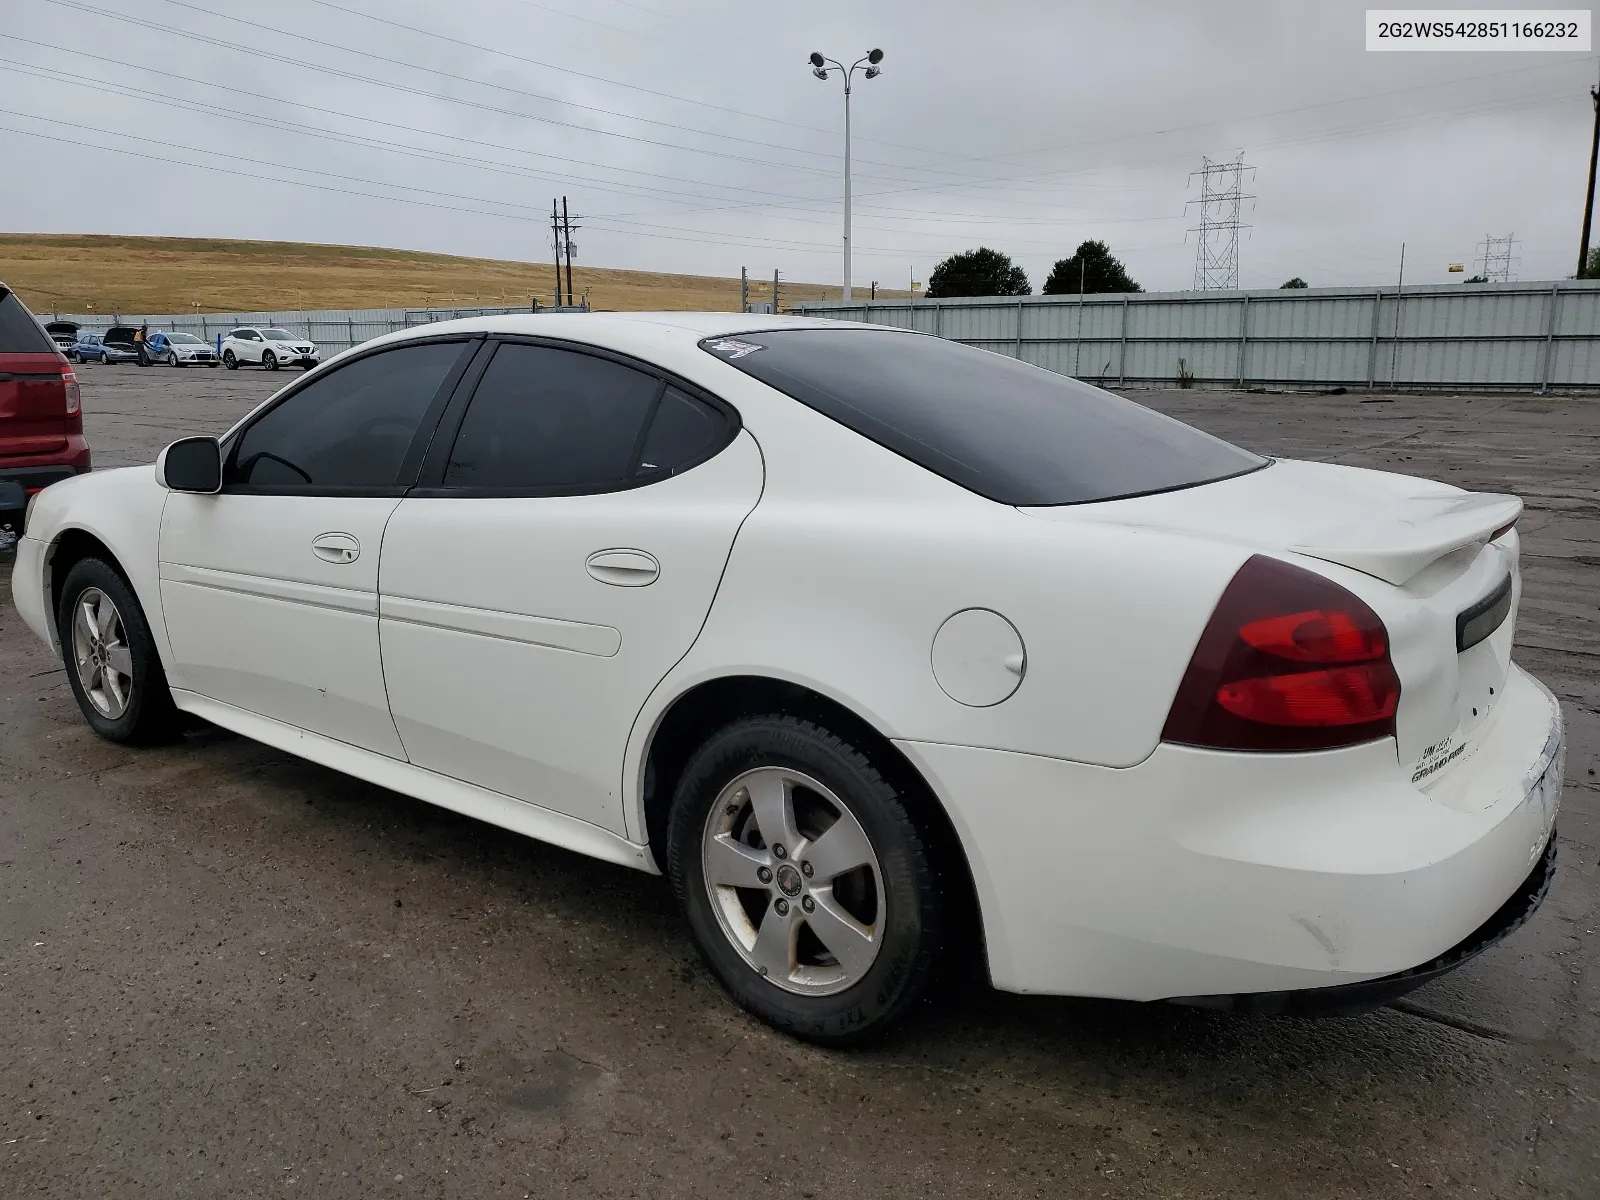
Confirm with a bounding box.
[220,327,320,372]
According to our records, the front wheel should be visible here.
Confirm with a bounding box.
[56,558,180,744]
[167,351,179,367]
[262,350,278,371]
[667,715,946,1044]
[223,349,238,369]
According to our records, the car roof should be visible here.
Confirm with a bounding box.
[369,311,904,353]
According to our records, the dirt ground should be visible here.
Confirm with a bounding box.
[2,362,1597,1198]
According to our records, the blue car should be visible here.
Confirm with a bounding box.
[72,331,138,364]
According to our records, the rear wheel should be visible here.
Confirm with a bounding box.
[667,715,945,1044]
[223,349,238,369]
[262,350,278,371]
[55,558,180,744]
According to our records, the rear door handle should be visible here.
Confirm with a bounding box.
[311,532,361,564]
[586,548,659,586]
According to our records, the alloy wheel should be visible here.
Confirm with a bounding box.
[70,587,133,719]
[700,767,885,996]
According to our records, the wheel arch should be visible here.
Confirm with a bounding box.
[635,672,986,970]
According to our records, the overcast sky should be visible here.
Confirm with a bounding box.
[4,0,1597,293]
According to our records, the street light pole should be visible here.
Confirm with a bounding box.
[810,49,883,302]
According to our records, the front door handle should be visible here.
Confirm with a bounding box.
[586,548,659,587]
[311,532,361,564]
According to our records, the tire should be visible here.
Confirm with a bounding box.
[263,350,278,371]
[167,351,179,367]
[55,557,181,744]
[667,714,945,1045]
[223,350,238,369]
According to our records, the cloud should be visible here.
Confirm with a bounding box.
[4,0,1592,290]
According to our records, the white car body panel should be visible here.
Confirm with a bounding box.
[379,430,765,833]
[11,466,175,667]
[10,312,1564,1004]
[158,491,407,757]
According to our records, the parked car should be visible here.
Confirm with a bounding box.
[71,331,138,365]
[221,326,319,371]
[147,331,219,368]
[0,283,88,535]
[100,325,145,365]
[45,320,81,357]
[9,314,1561,1044]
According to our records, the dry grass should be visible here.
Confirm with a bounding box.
[1,233,911,316]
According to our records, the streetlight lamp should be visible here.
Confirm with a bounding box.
[809,48,883,301]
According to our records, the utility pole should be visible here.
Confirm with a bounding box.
[773,269,780,314]
[1074,257,1086,376]
[551,200,562,307]
[569,197,582,310]
[741,266,749,313]
[1579,75,1600,278]
[1389,242,1406,387]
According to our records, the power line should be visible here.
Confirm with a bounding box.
[36,0,965,189]
[0,50,811,209]
[59,0,997,189]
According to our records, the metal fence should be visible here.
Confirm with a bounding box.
[46,303,589,357]
[794,280,1600,392]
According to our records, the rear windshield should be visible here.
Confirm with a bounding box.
[701,328,1266,506]
[0,289,57,354]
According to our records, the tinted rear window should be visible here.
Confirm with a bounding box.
[0,290,56,354]
[701,328,1266,506]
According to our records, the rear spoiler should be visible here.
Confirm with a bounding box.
[1290,491,1522,585]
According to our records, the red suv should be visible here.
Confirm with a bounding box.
[0,283,88,535]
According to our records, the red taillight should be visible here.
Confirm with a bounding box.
[1162,554,1401,752]
[62,366,81,415]
[1490,521,1515,542]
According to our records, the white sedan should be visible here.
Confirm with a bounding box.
[220,326,320,371]
[10,314,1563,1043]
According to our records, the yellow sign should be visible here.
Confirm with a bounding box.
[1448,263,1465,272]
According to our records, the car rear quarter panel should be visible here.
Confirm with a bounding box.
[624,361,1252,841]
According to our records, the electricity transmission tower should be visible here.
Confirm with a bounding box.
[1186,154,1254,291]
[1477,233,1518,283]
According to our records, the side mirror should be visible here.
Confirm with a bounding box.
[156,436,223,494]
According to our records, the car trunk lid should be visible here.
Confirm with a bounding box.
[1022,458,1522,779]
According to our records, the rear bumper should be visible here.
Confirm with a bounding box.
[0,451,90,510]
[1171,831,1556,1014]
[896,662,1564,1000]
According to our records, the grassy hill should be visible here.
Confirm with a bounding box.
[1,233,909,316]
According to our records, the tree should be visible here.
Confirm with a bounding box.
[1464,274,1488,284]
[926,248,1030,298]
[1042,240,1141,295]
[1280,277,1308,289]
[1577,248,1600,280]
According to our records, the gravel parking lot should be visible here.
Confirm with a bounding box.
[4,363,1598,1198]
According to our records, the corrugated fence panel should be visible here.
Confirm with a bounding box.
[796,281,1600,390]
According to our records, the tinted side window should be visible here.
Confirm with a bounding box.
[636,387,726,477]
[444,344,661,491]
[230,341,467,491]
[702,329,1267,506]
[0,290,56,353]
